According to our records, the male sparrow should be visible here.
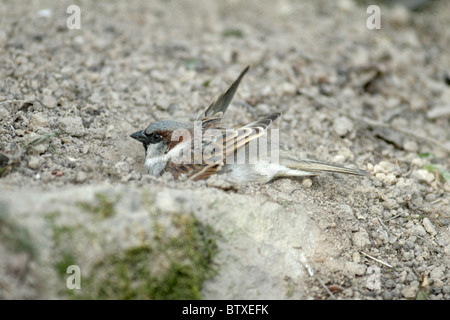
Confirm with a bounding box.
[131,66,366,183]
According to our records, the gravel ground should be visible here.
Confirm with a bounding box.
[0,0,449,299]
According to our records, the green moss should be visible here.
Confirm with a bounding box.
[77,193,117,218]
[422,164,450,183]
[76,213,218,300]
[45,211,83,244]
[0,203,36,258]
[46,193,219,300]
[222,28,244,38]
[55,252,77,277]
[185,58,197,70]
[278,200,293,207]
[54,251,79,299]
[54,225,79,243]
[47,212,92,298]
[45,211,59,223]
[416,288,430,300]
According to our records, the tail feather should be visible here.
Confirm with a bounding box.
[282,157,367,176]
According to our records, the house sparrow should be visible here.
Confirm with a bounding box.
[131,66,366,183]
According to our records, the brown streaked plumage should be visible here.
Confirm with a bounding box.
[131,66,367,183]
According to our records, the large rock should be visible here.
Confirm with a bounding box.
[0,185,317,299]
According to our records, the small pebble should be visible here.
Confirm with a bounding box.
[444,182,450,193]
[370,205,381,216]
[413,169,434,183]
[388,235,398,244]
[332,154,345,164]
[37,8,52,18]
[345,261,366,276]
[385,279,396,289]
[411,224,427,237]
[390,5,410,25]
[383,173,397,186]
[383,210,391,220]
[125,157,136,165]
[443,286,450,295]
[430,266,445,282]
[58,116,85,137]
[333,116,354,136]
[27,133,49,155]
[29,113,50,130]
[256,103,271,114]
[28,156,41,169]
[15,129,25,137]
[42,93,57,109]
[402,281,419,299]
[403,140,418,152]
[75,171,87,183]
[352,229,371,248]
[436,236,448,247]
[372,179,382,187]
[424,193,436,202]
[301,178,312,188]
[382,198,398,210]
[115,161,131,174]
[421,217,437,236]
[426,105,450,120]
[279,82,297,95]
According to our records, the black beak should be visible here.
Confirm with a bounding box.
[130,130,147,144]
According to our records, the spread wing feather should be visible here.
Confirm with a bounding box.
[197,66,250,122]
[167,66,281,181]
[166,113,280,181]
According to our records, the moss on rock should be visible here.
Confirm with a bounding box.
[76,192,118,219]
[53,211,218,300]
[0,203,36,259]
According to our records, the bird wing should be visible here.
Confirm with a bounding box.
[222,112,280,159]
[165,113,280,181]
[197,66,250,122]
[165,161,222,181]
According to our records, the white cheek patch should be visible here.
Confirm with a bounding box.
[167,140,192,164]
[144,157,167,176]
[146,143,163,158]
[144,143,169,176]
[144,140,192,176]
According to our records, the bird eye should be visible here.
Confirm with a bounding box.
[147,132,163,144]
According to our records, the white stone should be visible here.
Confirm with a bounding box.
[29,113,49,130]
[414,169,434,183]
[42,93,57,109]
[333,116,354,136]
[426,105,450,120]
[28,156,41,169]
[352,229,371,248]
[430,266,445,280]
[422,218,437,236]
[301,178,312,188]
[279,82,297,95]
[403,140,418,152]
[75,171,88,183]
[402,281,419,299]
[345,262,366,276]
[58,116,85,137]
[383,173,397,186]
[26,133,49,155]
